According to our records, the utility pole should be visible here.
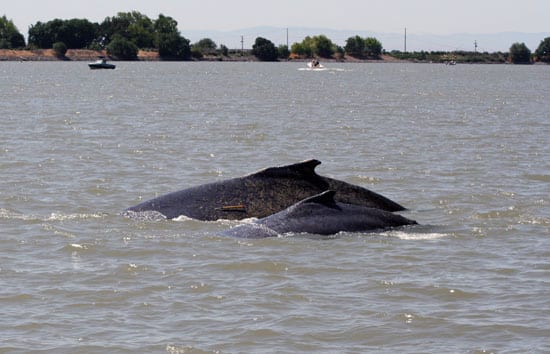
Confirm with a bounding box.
[286,28,289,49]
[241,35,244,56]
[404,28,407,53]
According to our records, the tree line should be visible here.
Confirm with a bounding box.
[1,13,549,63]
[0,12,191,60]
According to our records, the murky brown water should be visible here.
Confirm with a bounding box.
[1,61,548,353]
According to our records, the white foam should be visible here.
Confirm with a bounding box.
[1,209,104,222]
[47,212,105,221]
[381,230,449,240]
[122,210,167,221]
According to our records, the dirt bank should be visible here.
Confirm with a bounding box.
[0,49,403,62]
[0,49,160,61]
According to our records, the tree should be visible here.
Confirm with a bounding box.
[154,14,190,59]
[315,35,335,58]
[314,35,336,58]
[28,18,98,49]
[0,15,25,48]
[154,14,178,35]
[291,41,312,57]
[509,42,531,64]
[106,35,138,60]
[278,44,290,59]
[291,35,337,58]
[364,37,382,58]
[28,20,61,48]
[58,19,98,48]
[193,38,217,55]
[156,32,190,59]
[99,11,154,48]
[345,36,382,59]
[251,37,278,61]
[126,13,155,48]
[219,44,229,56]
[534,37,550,63]
[52,41,67,57]
[345,35,365,58]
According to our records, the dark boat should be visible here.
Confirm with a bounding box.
[88,58,116,70]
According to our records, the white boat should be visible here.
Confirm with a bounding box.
[88,58,116,70]
[307,59,323,69]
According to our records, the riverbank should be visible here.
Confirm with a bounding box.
[0,49,160,61]
[0,48,406,62]
[2,48,545,64]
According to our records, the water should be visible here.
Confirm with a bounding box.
[1,61,548,353]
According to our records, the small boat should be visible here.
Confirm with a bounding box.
[88,57,116,70]
[307,59,323,69]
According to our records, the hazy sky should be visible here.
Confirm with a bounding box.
[3,0,549,36]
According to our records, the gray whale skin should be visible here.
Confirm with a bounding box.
[125,159,406,221]
[223,190,417,238]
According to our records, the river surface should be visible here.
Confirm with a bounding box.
[1,61,549,353]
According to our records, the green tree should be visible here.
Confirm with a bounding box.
[290,41,312,57]
[52,41,67,57]
[315,35,335,58]
[534,37,550,63]
[28,18,98,48]
[193,38,217,55]
[106,35,138,60]
[156,32,190,59]
[509,42,531,64]
[127,13,155,48]
[345,36,382,58]
[0,15,25,48]
[154,14,178,35]
[219,44,229,56]
[28,19,61,48]
[364,37,382,58]
[251,37,278,61]
[99,11,155,48]
[278,44,290,59]
[345,35,365,57]
[291,35,336,58]
[154,14,190,59]
[58,19,98,48]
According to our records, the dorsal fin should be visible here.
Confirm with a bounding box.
[301,190,338,206]
[252,159,322,179]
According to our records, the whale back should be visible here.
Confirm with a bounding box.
[126,159,406,220]
[224,190,417,238]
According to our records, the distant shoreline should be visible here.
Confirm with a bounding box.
[0,49,416,63]
[1,48,547,64]
[0,49,160,62]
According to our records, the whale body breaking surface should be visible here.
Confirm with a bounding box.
[222,190,417,238]
[125,159,406,221]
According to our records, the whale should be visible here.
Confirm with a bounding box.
[125,159,406,221]
[222,190,417,238]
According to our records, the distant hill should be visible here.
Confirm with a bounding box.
[180,26,549,53]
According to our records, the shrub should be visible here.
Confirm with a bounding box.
[156,32,191,60]
[52,41,67,57]
[251,37,278,61]
[509,42,531,64]
[106,36,138,60]
[534,37,550,63]
[278,44,290,59]
[219,44,229,56]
